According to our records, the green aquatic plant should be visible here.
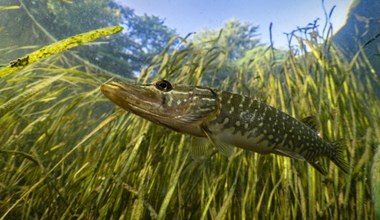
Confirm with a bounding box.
[0,24,379,220]
[0,25,122,78]
[372,146,380,219]
[0,0,175,78]
[0,5,20,10]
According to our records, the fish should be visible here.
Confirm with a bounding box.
[100,79,350,175]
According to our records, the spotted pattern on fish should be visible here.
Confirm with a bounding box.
[100,79,350,175]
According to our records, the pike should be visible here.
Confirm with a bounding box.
[101,79,349,175]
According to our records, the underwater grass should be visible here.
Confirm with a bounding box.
[373,146,380,219]
[0,25,123,78]
[1,29,380,219]
[0,5,20,10]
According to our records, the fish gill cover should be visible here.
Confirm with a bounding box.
[0,0,379,219]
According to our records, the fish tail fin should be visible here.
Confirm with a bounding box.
[330,141,350,174]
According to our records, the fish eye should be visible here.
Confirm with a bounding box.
[155,80,172,92]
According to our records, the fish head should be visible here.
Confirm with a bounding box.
[100,79,219,136]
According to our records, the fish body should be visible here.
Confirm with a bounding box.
[101,79,349,175]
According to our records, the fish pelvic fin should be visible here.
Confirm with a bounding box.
[330,141,350,174]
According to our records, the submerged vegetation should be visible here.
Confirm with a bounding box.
[1,1,380,219]
[373,147,380,220]
[0,25,123,78]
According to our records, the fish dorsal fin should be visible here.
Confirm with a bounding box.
[202,128,235,157]
[190,136,214,160]
[301,116,320,132]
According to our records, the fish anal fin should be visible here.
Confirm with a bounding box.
[308,159,328,175]
[330,141,350,174]
[301,116,320,132]
[275,147,328,175]
[202,129,235,157]
[274,148,305,160]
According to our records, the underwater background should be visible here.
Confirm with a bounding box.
[0,0,379,219]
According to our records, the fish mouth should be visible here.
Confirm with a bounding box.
[101,80,207,136]
[100,81,136,101]
[100,80,165,120]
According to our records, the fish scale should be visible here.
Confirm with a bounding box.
[101,79,349,175]
[210,91,295,150]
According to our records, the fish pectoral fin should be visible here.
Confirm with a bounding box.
[274,148,305,160]
[202,129,235,157]
[214,140,235,157]
[308,159,328,175]
[190,136,214,160]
